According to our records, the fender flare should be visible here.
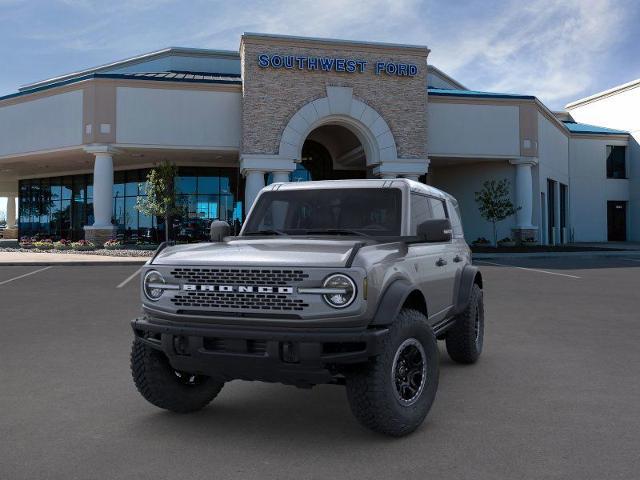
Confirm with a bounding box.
[370,278,419,326]
[454,265,482,315]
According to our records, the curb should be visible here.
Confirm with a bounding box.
[473,251,640,260]
[0,260,148,266]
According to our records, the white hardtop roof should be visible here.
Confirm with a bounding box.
[265,178,449,199]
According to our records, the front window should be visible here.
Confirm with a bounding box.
[606,145,626,179]
[243,188,402,237]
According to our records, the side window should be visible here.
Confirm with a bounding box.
[447,198,464,238]
[410,194,432,234]
[429,198,448,220]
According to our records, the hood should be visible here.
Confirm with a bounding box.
[151,238,364,267]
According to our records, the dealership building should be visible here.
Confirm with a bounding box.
[0,33,637,244]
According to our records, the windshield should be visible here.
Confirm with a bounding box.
[242,188,402,237]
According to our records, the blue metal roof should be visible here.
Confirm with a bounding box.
[0,71,242,102]
[562,121,628,135]
[428,87,535,100]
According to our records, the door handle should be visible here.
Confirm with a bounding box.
[436,258,447,267]
[453,255,462,263]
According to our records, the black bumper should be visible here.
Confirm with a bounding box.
[131,316,388,387]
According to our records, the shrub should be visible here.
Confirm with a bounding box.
[71,240,96,251]
[33,239,54,250]
[19,236,34,249]
[54,239,73,250]
[472,237,491,246]
[104,239,123,250]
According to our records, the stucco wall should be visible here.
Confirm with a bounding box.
[240,36,428,159]
[569,137,630,241]
[115,87,242,148]
[568,87,639,241]
[430,161,516,242]
[0,90,83,156]
[427,102,520,157]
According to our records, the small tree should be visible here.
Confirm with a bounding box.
[474,179,519,246]
[136,161,182,243]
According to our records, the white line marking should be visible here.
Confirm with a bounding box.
[0,266,52,286]
[475,260,581,278]
[117,267,142,289]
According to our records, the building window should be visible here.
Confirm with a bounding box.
[606,145,626,179]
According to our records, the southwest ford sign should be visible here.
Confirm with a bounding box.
[257,54,418,77]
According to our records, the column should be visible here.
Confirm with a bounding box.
[554,181,562,245]
[403,175,420,181]
[244,170,265,211]
[83,146,118,245]
[510,158,538,242]
[271,171,290,184]
[373,158,429,180]
[6,195,16,228]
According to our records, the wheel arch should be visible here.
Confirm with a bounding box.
[454,265,483,315]
[371,279,428,326]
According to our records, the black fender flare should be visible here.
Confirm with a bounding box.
[454,265,482,315]
[370,278,420,326]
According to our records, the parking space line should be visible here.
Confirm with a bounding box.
[0,266,52,286]
[475,260,581,278]
[117,267,142,289]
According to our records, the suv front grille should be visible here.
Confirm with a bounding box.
[170,291,309,311]
[170,268,309,285]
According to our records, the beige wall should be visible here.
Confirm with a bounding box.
[240,35,429,159]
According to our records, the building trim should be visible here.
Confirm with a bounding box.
[565,78,640,109]
[1,73,242,105]
[427,65,467,90]
[241,32,430,56]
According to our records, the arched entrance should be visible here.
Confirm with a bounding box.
[297,124,367,181]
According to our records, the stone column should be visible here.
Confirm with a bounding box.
[83,145,118,245]
[6,195,16,228]
[244,170,266,212]
[510,157,538,242]
[271,171,290,184]
[373,159,429,180]
[554,181,562,244]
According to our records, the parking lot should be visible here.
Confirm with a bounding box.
[1,256,640,480]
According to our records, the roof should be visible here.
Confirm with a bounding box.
[427,66,467,90]
[0,71,241,103]
[19,47,240,92]
[428,87,535,100]
[562,121,628,135]
[565,78,640,109]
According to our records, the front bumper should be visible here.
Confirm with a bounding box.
[131,316,388,387]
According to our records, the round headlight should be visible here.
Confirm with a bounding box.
[143,270,165,301]
[322,274,356,308]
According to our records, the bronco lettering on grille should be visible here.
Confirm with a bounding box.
[182,285,294,294]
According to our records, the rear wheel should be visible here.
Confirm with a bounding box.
[445,283,484,364]
[131,339,224,413]
[345,309,439,436]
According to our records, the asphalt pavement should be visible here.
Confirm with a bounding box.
[1,257,639,479]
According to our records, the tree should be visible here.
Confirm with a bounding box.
[474,179,519,246]
[136,161,182,243]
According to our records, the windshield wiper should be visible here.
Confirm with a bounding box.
[243,229,287,236]
[304,229,374,239]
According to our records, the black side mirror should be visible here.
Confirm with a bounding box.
[417,219,452,242]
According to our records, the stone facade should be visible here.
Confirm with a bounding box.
[240,34,429,161]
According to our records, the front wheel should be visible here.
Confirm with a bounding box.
[345,309,439,436]
[131,339,224,413]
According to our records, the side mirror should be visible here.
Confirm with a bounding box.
[209,220,231,242]
[416,219,452,242]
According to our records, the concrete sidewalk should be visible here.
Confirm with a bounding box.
[0,251,149,265]
[474,250,640,260]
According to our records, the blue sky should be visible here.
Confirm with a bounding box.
[1,0,639,108]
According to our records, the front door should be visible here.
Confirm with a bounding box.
[607,201,627,241]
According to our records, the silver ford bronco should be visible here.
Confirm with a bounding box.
[131,179,484,436]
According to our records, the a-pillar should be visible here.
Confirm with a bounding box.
[83,145,118,245]
[509,157,539,242]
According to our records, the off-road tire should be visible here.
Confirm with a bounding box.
[131,339,224,413]
[445,283,484,364]
[345,309,439,437]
